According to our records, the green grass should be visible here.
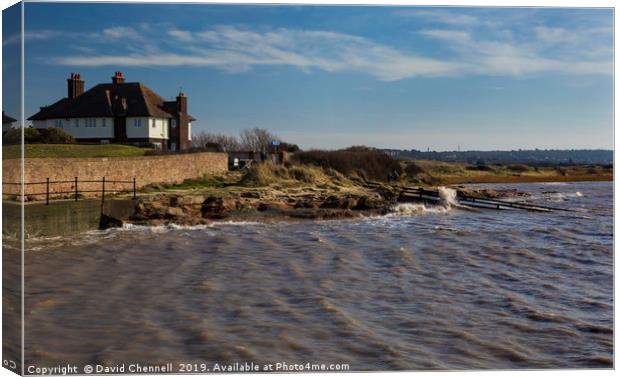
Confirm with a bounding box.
[2,144,152,160]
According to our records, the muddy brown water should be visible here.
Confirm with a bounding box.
[13,182,614,371]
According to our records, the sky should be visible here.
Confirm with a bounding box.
[3,2,614,150]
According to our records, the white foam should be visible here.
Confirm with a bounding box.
[388,186,461,217]
[544,191,584,202]
[438,186,459,207]
[389,202,452,216]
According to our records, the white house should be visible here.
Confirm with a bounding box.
[2,111,17,132]
[29,72,194,151]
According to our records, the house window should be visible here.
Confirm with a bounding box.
[152,119,156,128]
[102,118,107,127]
[85,118,96,128]
[133,119,142,128]
[171,119,177,128]
[54,119,63,128]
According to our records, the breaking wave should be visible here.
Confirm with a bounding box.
[389,187,460,216]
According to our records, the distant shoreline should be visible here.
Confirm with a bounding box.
[436,175,613,185]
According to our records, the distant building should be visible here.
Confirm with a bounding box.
[28,72,195,151]
[2,111,17,132]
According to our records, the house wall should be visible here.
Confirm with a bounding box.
[148,117,169,140]
[2,152,228,199]
[32,118,115,139]
[125,117,151,139]
[31,116,174,143]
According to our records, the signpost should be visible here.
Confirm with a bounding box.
[272,140,281,164]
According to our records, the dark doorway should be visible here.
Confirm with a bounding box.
[114,117,127,142]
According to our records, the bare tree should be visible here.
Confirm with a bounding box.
[192,128,282,152]
[192,131,240,151]
[239,128,278,152]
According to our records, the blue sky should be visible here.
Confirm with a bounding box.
[6,3,614,150]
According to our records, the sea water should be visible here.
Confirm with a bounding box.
[14,181,613,370]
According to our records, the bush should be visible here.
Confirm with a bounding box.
[404,162,426,176]
[38,127,74,144]
[3,128,23,144]
[466,164,495,172]
[2,127,74,145]
[280,142,300,153]
[507,164,531,173]
[2,127,44,144]
[292,146,402,182]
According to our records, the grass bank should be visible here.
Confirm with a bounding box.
[2,144,152,160]
[405,160,613,185]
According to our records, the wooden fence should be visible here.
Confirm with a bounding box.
[2,177,136,204]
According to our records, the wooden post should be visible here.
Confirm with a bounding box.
[133,177,136,200]
[46,178,50,205]
[101,176,106,204]
[75,177,78,201]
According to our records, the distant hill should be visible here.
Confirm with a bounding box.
[382,149,613,166]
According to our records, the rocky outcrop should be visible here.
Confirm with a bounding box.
[99,189,392,229]
[98,184,521,229]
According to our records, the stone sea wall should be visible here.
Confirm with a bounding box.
[2,152,228,199]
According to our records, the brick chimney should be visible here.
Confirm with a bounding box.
[176,90,190,150]
[176,90,187,114]
[112,71,125,84]
[67,72,84,99]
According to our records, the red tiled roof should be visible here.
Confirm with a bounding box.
[28,82,196,121]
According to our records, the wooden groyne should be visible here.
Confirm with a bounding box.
[363,182,572,212]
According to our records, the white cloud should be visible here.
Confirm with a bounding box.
[51,26,461,81]
[418,26,612,77]
[168,29,193,42]
[535,26,578,44]
[395,9,478,26]
[419,29,471,43]
[3,30,62,46]
[101,26,143,41]
[43,22,612,80]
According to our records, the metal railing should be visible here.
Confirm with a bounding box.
[2,177,136,204]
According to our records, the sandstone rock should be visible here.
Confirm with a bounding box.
[166,207,185,218]
[201,196,235,218]
[320,195,358,209]
[354,195,384,210]
[320,195,343,209]
[257,201,291,212]
[294,199,316,209]
[176,195,206,206]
